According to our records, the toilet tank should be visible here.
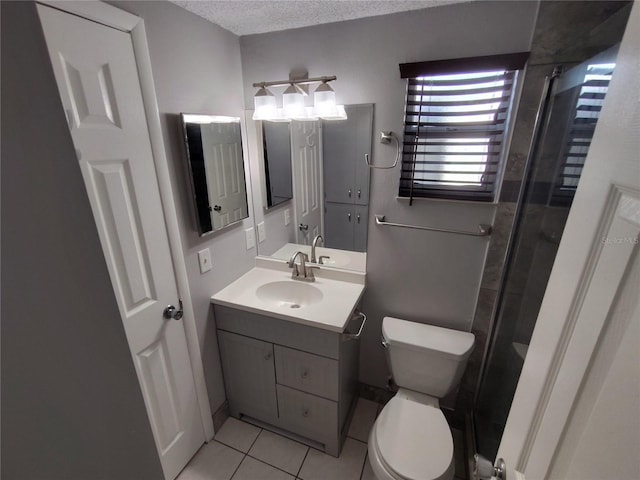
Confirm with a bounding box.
[382,317,475,398]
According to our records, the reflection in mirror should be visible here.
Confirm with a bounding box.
[262,122,293,208]
[322,104,373,252]
[252,105,373,272]
[181,114,249,236]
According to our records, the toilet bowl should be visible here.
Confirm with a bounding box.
[367,317,474,480]
[368,390,454,480]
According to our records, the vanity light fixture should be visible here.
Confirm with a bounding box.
[253,87,277,120]
[282,84,305,118]
[313,81,337,117]
[252,75,347,121]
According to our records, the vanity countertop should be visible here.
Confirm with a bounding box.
[211,257,365,332]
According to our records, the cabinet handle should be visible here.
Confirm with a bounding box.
[348,188,352,198]
[357,213,361,224]
[357,189,361,198]
[301,369,309,379]
[264,352,272,361]
[302,408,310,418]
[347,212,351,222]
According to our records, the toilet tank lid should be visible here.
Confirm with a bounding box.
[383,317,475,358]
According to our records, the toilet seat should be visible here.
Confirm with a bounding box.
[370,396,454,480]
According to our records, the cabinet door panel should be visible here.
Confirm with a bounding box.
[323,104,373,205]
[324,202,354,251]
[275,345,339,401]
[353,104,373,206]
[277,384,338,445]
[323,118,354,204]
[353,205,369,253]
[218,331,277,422]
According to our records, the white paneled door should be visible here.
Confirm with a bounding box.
[37,5,204,479]
[291,121,323,245]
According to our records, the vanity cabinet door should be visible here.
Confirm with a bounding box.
[218,331,278,423]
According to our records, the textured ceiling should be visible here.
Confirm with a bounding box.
[170,0,471,36]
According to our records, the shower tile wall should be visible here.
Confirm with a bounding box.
[454,0,633,418]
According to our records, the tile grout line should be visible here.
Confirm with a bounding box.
[246,426,264,452]
[359,452,368,480]
[295,445,311,478]
[245,451,306,478]
[214,423,263,458]
[228,452,246,480]
[248,427,310,478]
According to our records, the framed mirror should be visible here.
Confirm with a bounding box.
[262,122,293,209]
[250,104,373,272]
[181,114,249,236]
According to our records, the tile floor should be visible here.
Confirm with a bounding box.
[177,398,467,480]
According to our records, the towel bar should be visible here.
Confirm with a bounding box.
[375,214,492,237]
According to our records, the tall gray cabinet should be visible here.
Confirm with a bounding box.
[323,104,373,252]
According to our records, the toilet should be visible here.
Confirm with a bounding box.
[368,317,475,480]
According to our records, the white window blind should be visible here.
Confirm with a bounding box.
[398,53,528,203]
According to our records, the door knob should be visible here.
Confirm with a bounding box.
[299,224,309,231]
[163,300,184,320]
[213,205,222,212]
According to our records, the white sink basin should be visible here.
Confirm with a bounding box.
[211,257,366,332]
[256,281,323,308]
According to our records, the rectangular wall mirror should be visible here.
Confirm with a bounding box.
[181,113,249,236]
[250,104,373,272]
[262,122,293,208]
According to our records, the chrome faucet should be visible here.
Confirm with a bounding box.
[288,251,318,282]
[310,234,324,263]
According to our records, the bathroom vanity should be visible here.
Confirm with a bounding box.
[211,257,366,456]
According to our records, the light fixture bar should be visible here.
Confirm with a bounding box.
[253,76,337,89]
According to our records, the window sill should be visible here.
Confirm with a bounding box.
[395,196,500,207]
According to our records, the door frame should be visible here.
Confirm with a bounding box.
[496,3,639,478]
[38,0,214,441]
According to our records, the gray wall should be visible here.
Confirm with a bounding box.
[240,1,538,387]
[1,2,163,479]
[109,0,253,413]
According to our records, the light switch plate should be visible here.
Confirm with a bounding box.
[257,222,266,243]
[197,248,212,274]
[245,227,255,250]
[284,209,291,226]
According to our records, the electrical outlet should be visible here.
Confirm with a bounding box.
[245,227,255,250]
[197,248,212,274]
[284,209,291,226]
[257,222,266,243]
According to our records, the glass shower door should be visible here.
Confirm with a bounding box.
[473,48,618,460]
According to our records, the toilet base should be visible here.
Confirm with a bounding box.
[367,390,455,480]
